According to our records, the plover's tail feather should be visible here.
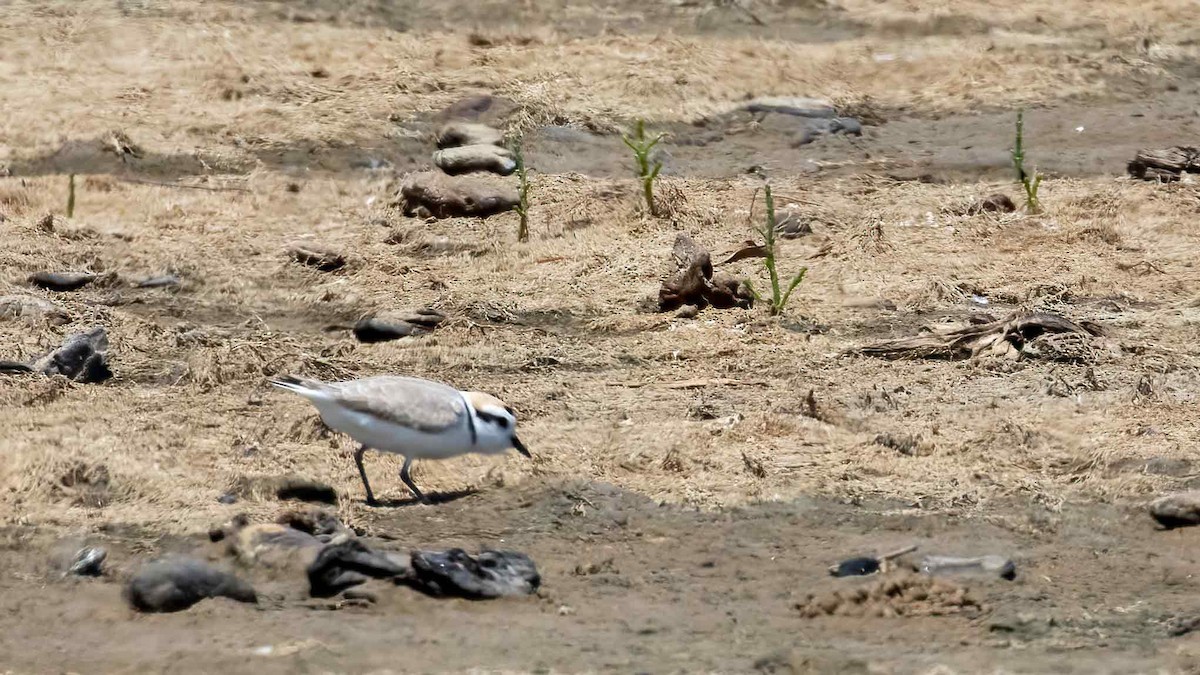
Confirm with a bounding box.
[269,374,328,396]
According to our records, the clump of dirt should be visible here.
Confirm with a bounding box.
[796,573,981,618]
[658,233,753,312]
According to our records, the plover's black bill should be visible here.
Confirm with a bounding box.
[512,436,531,458]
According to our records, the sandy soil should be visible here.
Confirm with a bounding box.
[3,0,1200,672]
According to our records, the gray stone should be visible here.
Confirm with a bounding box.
[433,144,516,176]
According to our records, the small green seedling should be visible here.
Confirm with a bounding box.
[621,119,664,215]
[510,141,530,242]
[1011,109,1042,213]
[66,173,76,218]
[746,184,807,316]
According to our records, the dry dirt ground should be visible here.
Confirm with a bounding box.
[3,0,1200,672]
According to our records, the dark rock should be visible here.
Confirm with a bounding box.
[125,557,257,613]
[307,539,409,598]
[436,122,504,149]
[406,548,540,599]
[1150,491,1200,529]
[275,477,338,505]
[30,326,112,383]
[217,492,238,504]
[828,117,863,136]
[830,557,880,577]
[433,144,516,176]
[438,94,517,125]
[287,243,346,272]
[397,171,518,219]
[1144,457,1191,477]
[353,313,440,343]
[134,274,182,289]
[28,271,96,292]
[742,97,835,118]
[0,294,70,324]
[774,212,813,239]
[67,547,107,577]
[965,193,1017,215]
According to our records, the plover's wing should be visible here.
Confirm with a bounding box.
[328,376,467,433]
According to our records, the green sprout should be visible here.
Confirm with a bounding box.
[745,184,807,316]
[622,119,664,215]
[1011,109,1043,214]
[510,141,530,242]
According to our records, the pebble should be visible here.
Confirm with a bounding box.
[66,546,107,577]
[436,122,505,149]
[919,554,1016,580]
[28,271,96,292]
[0,294,71,324]
[30,326,112,383]
[397,171,518,219]
[287,243,346,272]
[433,144,516,176]
[1150,491,1200,529]
[741,96,835,118]
[125,556,257,613]
[134,274,182,289]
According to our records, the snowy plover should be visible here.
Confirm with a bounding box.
[271,374,530,505]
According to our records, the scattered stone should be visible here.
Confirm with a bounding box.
[965,193,1017,215]
[217,492,238,505]
[675,304,700,320]
[125,556,257,613]
[741,96,835,119]
[134,274,182,289]
[28,271,96,292]
[873,433,921,456]
[797,573,980,618]
[287,243,346,272]
[830,557,879,577]
[275,477,338,505]
[829,545,916,578]
[66,546,107,577]
[1144,457,1192,477]
[774,211,813,239]
[276,507,353,540]
[919,554,1016,581]
[397,171,518,219]
[0,294,70,325]
[406,549,541,599]
[26,326,112,383]
[1150,491,1200,529]
[308,539,409,598]
[438,94,518,125]
[859,312,1107,362]
[436,122,504,149]
[1127,146,1200,182]
[658,233,753,312]
[433,144,516,176]
[353,308,446,343]
[229,522,325,570]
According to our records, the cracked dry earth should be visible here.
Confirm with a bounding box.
[4,0,1200,673]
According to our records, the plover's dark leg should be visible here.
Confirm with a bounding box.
[399,457,430,504]
[353,444,378,506]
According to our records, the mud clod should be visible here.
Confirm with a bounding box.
[433,144,516,176]
[125,557,257,613]
[436,122,505,149]
[287,243,346,272]
[396,171,518,219]
[658,233,753,312]
[1149,491,1200,529]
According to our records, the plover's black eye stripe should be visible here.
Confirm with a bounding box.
[476,411,509,429]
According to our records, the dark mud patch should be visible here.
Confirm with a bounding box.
[0,480,1192,672]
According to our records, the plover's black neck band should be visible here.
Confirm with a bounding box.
[461,393,478,446]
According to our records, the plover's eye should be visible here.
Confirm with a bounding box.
[495,417,510,429]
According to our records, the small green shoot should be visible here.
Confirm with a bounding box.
[1011,109,1042,214]
[621,119,664,215]
[745,184,807,316]
[510,141,530,242]
[66,173,76,218]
